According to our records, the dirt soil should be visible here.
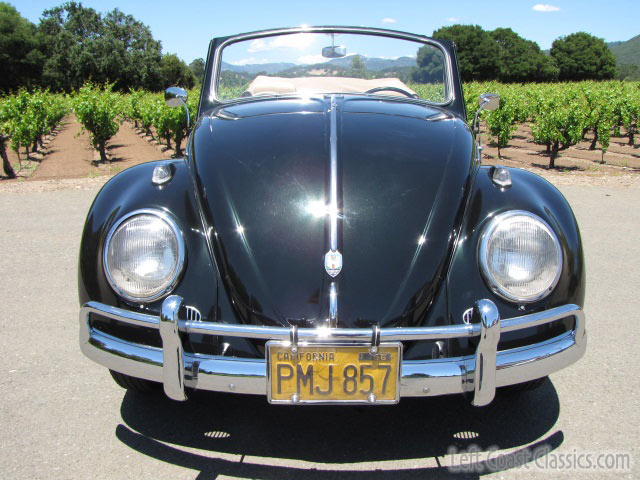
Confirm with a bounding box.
[1,115,639,191]
[481,124,640,187]
[1,114,171,183]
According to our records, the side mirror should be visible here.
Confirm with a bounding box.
[478,93,500,112]
[322,45,346,58]
[165,86,190,128]
[473,93,500,139]
[165,86,188,107]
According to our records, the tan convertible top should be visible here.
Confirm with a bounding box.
[244,75,417,97]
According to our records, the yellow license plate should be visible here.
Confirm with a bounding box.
[267,343,401,404]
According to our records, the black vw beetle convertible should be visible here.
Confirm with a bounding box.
[79,26,586,407]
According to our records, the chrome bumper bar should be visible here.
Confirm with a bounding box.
[79,296,586,406]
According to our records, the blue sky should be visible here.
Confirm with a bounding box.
[12,0,640,63]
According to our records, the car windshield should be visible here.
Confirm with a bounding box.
[217,31,449,104]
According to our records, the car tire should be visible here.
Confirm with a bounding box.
[500,376,547,393]
[109,370,158,393]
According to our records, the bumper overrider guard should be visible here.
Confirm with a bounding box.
[79,296,586,406]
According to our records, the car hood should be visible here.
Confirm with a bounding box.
[190,96,475,328]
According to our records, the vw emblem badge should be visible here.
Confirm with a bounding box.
[324,250,342,277]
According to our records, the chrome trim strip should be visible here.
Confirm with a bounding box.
[329,282,337,327]
[80,297,585,404]
[159,295,187,401]
[501,303,581,334]
[80,301,582,342]
[210,26,455,107]
[329,95,338,252]
[326,96,340,326]
[185,305,202,322]
[82,302,159,328]
[471,299,500,407]
[80,311,586,399]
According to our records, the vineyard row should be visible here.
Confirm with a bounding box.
[1,81,639,178]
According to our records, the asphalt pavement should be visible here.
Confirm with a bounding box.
[0,183,638,479]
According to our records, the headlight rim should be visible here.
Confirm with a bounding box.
[478,210,562,304]
[103,208,186,304]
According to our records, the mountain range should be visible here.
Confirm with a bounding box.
[222,55,417,75]
[607,34,640,66]
[223,36,640,80]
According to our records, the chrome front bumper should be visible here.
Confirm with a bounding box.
[79,296,586,406]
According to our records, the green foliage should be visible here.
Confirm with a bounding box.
[490,28,557,82]
[484,94,517,158]
[0,88,68,171]
[407,83,446,104]
[160,54,196,89]
[432,25,499,82]
[153,99,172,148]
[462,81,640,167]
[220,70,252,90]
[0,97,16,178]
[4,89,68,157]
[6,89,37,157]
[461,82,485,123]
[551,32,617,81]
[189,58,205,85]
[580,83,620,159]
[2,79,639,172]
[411,46,445,83]
[0,2,45,92]
[0,98,9,139]
[153,89,199,156]
[137,95,156,136]
[123,88,199,156]
[350,55,368,78]
[218,82,250,100]
[3,2,633,94]
[530,95,585,168]
[619,88,640,145]
[38,2,163,92]
[618,64,640,81]
[607,34,640,69]
[123,89,145,128]
[433,25,619,83]
[73,83,120,162]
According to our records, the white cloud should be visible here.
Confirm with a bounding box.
[297,54,328,65]
[532,4,560,12]
[228,57,270,66]
[247,34,317,53]
[363,54,408,60]
[247,39,267,53]
[381,18,396,24]
[447,17,460,22]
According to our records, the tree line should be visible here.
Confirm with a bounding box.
[0,1,196,93]
[0,2,625,93]
[414,25,618,83]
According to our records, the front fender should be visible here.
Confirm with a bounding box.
[77,160,218,319]
[447,166,585,356]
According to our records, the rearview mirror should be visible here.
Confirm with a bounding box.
[322,45,346,58]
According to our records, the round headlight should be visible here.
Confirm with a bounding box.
[104,209,185,302]
[479,211,562,303]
